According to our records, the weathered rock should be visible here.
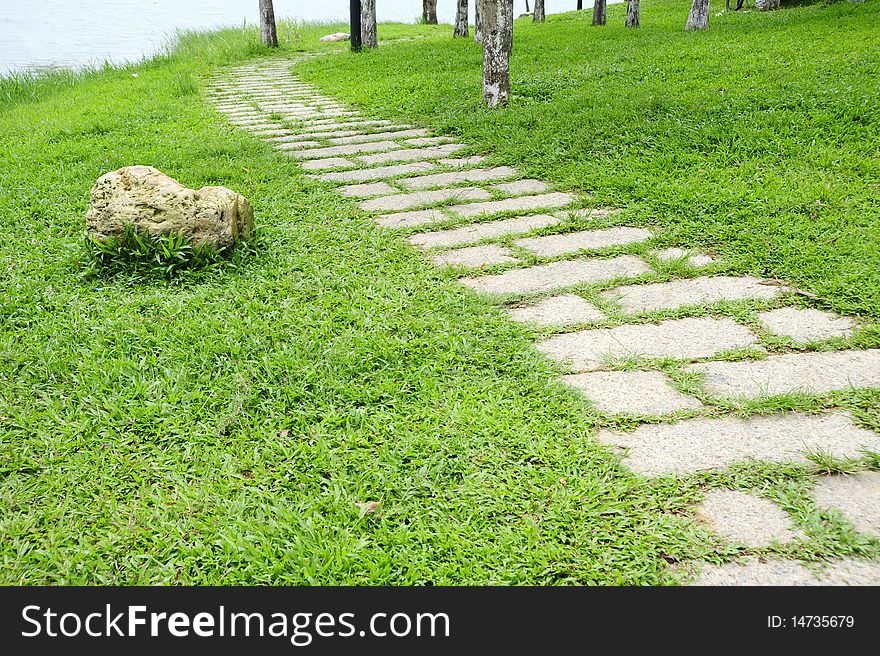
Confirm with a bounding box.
[319,32,350,43]
[86,166,252,250]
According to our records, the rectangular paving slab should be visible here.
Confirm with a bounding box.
[507,294,607,327]
[358,144,466,165]
[514,227,652,257]
[460,256,649,296]
[562,370,703,416]
[757,307,857,343]
[688,349,880,398]
[812,472,880,536]
[299,157,357,171]
[408,214,563,250]
[430,245,519,269]
[338,182,398,198]
[289,141,401,160]
[693,490,803,547]
[316,162,437,183]
[492,179,550,195]
[360,187,492,213]
[375,209,448,229]
[399,167,518,190]
[600,276,783,314]
[536,317,760,372]
[327,128,430,145]
[597,412,880,476]
[449,193,575,218]
[692,557,880,586]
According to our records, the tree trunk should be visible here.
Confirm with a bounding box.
[592,0,607,25]
[361,0,377,47]
[626,0,640,27]
[258,0,278,47]
[474,0,484,43]
[534,0,545,22]
[482,0,513,109]
[685,0,710,30]
[577,0,583,10]
[454,0,469,37]
[423,0,438,24]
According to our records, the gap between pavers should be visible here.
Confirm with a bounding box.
[597,412,880,477]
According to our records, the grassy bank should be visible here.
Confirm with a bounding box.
[1,3,878,585]
[297,1,880,318]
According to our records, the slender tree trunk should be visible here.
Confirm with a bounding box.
[534,0,545,22]
[577,0,583,10]
[525,0,531,11]
[423,0,438,24]
[592,0,607,25]
[258,0,278,47]
[361,0,377,47]
[626,0,640,27]
[454,0,470,37]
[475,0,484,43]
[482,0,513,108]
[685,0,710,30]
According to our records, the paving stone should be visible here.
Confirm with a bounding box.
[430,245,519,269]
[688,349,880,398]
[693,490,802,547]
[272,129,360,141]
[537,317,759,373]
[338,182,398,198]
[449,193,575,218]
[653,247,715,267]
[757,307,857,343]
[327,128,429,145]
[514,227,652,257]
[360,187,492,213]
[299,157,357,171]
[289,141,401,160]
[813,472,880,536]
[375,209,448,229]
[692,557,880,586]
[358,144,466,165]
[493,179,550,195]
[403,136,455,146]
[601,276,782,314]
[597,412,880,477]
[460,256,649,297]
[409,214,562,250]
[274,140,323,150]
[561,370,702,415]
[316,162,437,183]
[507,294,607,327]
[399,167,518,190]
[440,156,487,167]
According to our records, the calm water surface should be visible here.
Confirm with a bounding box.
[0,0,597,74]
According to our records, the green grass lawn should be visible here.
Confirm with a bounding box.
[1,3,878,585]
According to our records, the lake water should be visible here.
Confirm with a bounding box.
[0,0,599,75]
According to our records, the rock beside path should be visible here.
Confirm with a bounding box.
[86,166,253,250]
[319,32,349,43]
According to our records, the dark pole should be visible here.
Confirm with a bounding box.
[350,0,362,52]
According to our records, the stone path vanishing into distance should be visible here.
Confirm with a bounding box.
[207,58,880,586]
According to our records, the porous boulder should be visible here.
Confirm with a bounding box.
[86,166,253,250]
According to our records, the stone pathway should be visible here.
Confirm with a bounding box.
[208,59,880,586]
